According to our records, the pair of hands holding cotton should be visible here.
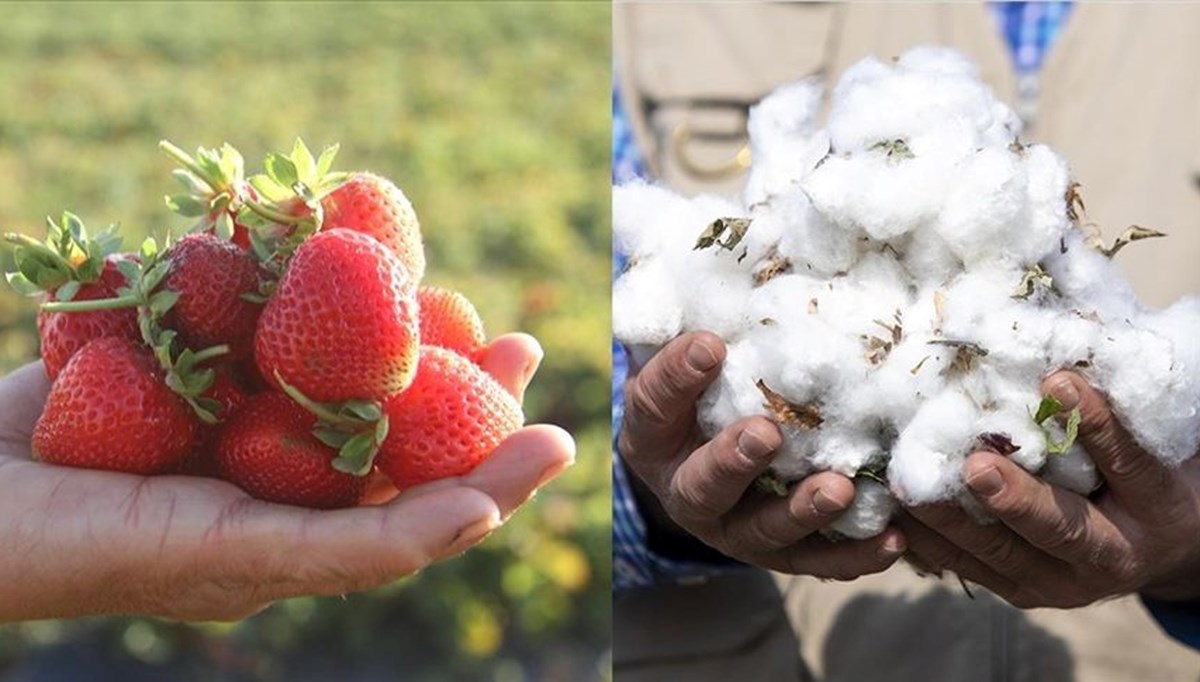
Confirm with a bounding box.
[620,331,1200,608]
[0,334,574,623]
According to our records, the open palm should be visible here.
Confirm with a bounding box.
[0,333,574,622]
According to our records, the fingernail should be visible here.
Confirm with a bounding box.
[686,339,720,372]
[879,535,905,558]
[452,516,499,552]
[1047,376,1080,411]
[737,428,773,461]
[966,465,1004,497]
[812,488,848,515]
[536,461,569,489]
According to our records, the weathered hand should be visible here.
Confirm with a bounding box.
[0,333,573,622]
[900,370,1200,608]
[619,331,905,579]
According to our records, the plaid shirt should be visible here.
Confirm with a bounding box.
[611,2,1074,591]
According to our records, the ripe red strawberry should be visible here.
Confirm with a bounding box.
[417,286,486,359]
[215,392,366,509]
[162,233,263,359]
[255,228,420,403]
[33,337,198,474]
[321,172,426,281]
[177,367,249,477]
[377,346,523,490]
[37,255,140,379]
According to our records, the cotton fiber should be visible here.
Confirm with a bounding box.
[613,47,1200,539]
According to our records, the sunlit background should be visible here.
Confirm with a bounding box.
[0,3,611,681]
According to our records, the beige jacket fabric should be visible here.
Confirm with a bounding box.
[614,3,1200,681]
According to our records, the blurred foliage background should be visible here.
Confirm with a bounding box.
[0,2,610,681]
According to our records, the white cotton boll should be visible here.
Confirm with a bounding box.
[613,46,1197,524]
[744,79,830,207]
[769,426,820,481]
[896,46,980,79]
[889,389,981,504]
[676,258,755,340]
[803,152,950,241]
[935,148,1028,266]
[974,398,1049,474]
[827,478,897,540]
[616,183,745,263]
[1091,325,1197,464]
[810,427,885,477]
[1110,300,1200,464]
[1015,144,1073,264]
[862,335,952,427]
[613,182,685,259]
[742,191,809,268]
[774,192,862,276]
[1045,310,1102,370]
[612,261,684,346]
[753,315,859,403]
[1043,233,1141,321]
[1041,443,1101,495]
[898,227,962,286]
[827,64,1009,157]
[697,338,767,437]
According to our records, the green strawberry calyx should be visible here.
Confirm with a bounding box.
[42,237,228,424]
[274,371,389,477]
[241,139,348,260]
[5,212,123,300]
[159,140,249,243]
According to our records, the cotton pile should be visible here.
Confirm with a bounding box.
[614,47,1200,539]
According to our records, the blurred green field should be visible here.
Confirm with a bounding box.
[0,3,610,681]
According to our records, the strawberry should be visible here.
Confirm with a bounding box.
[37,256,141,379]
[322,172,425,281]
[417,286,486,359]
[6,213,139,379]
[160,141,258,249]
[32,337,198,474]
[255,228,420,403]
[161,233,263,359]
[241,142,424,281]
[215,391,366,509]
[177,366,249,477]
[377,346,523,490]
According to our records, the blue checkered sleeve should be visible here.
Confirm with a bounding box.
[988,1,1074,75]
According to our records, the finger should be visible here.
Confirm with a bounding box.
[895,513,1021,599]
[0,362,51,442]
[666,416,781,521]
[961,451,1133,571]
[463,424,575,519]
[234,486,503,601]
[618,332,724,478]
[758,527,906,580]
[477,333,543,401]
[1043,371,1184,522]
[720,471,856,554]
[906,495,1072,590]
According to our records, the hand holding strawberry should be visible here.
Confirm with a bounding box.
[0,334,573,622]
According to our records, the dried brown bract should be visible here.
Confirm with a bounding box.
[870,138,915,161]
[927,339,988,374]
[752,247,791,286]
[1102,225,1167,259]
[1012,263,1054,300]
[694,217,752,252]
[756,379,823,429]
